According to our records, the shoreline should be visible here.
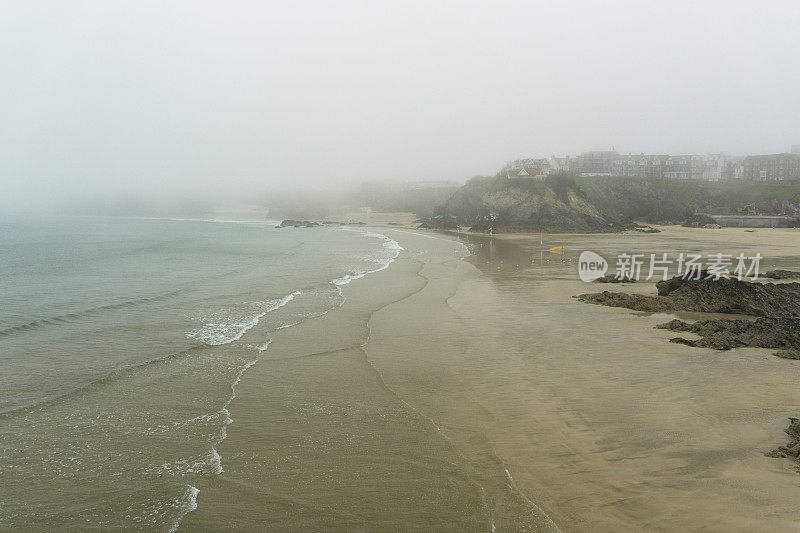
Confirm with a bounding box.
[180,228,558,531]
[180,223,800,531]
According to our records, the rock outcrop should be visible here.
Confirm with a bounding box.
[656,317,800,359]
[766,419,800,467]
[429,173,632,233]
[578,275,800,317]
[763,269,800,280]
[278,219,320,228]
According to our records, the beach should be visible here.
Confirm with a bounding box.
[418,227,800,531]
[179,229,557,531]
[177,224,800,531]
[2,218,798,531]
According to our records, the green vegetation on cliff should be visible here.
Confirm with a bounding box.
[427,174,800,232]
[431,173,630,232]
[577,176,800,224]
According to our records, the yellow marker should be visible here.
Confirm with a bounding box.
[549,246,564,252]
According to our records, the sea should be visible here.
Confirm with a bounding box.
[0,216,402,530]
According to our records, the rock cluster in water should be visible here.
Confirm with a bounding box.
[278,219,320,228]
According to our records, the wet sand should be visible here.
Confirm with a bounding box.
[183,226,800,531]
[181,230,556,531]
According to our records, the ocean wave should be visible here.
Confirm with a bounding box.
[0,345,205,418]
[158,357,258,531]
[0,290,183,338]
[331,230,403,286]
[186,291,300,346]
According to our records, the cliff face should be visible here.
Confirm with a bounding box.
[428,173,800,232]
[435,174,629,232]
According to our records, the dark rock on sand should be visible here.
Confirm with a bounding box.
[578,275,800,360]
[766,419,800,468]
[682,214,720,228]
[577,291,675,311]
[578,275,800,317]
[632,224,661,233]
[656,317,800,359]
[654,275,800,317]
[763,269,800,280]
[593,274,636,283]
[418,214,458,230]
[279,219,320,228]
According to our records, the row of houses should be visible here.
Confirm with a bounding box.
[503,148,800,182]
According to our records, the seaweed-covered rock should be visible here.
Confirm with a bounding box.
[654,275,800,317]
[766,419,800,466]
[577,275,800,360]
[576,291,675,311]
[578,276,800,317]
[762,269,800,280]
[656,317,800,359]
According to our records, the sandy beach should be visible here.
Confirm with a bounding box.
[179,225,799,531]
[397,226,800,531]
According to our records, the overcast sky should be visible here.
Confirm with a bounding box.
[2,1,799,212]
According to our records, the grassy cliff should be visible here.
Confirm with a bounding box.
[427,174,800,232]
[430,173,630,232]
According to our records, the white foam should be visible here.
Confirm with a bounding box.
[159,357,258,531]
[330,230,403,287]
[257,339,272,352]
[208,359,258,476]
[187,291,300,346]
[169,485,199,533]
[209,448,223,474]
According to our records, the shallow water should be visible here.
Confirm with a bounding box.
[0,217,403,530]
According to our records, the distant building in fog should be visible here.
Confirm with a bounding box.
[571,150,620,176]
[743,153,800,181]
[504,158,550,179]
[611,153,736,181]
[506,167,545,179]
[548,156,571,173]
[613,154,671,178]
[500,149,800,182]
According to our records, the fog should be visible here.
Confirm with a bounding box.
[2,1,799,215]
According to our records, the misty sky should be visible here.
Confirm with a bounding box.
[2,1,799,213]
